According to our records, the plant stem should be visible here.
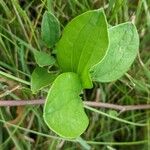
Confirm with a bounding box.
[0,99,44,106]
[0,99,150,112]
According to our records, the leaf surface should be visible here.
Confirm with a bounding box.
[56,9,109,88]
[41,11,60,48]
[31,66,57,93]
[43,72,89,138]
[34,50,55,67]
[91,22,139,82]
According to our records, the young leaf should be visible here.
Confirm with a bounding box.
[56,9,109,89]
[41,11,60,48]
[34,50,55,67]
[43,72,89,138]
[90,22,139,82]
[31,66,57,93]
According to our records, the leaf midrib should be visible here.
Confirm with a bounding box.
[70,14,94,72]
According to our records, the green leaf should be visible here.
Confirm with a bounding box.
[41,11,60,48]
[91,22,139,82]
[31,66,57,93]
[43,72,89,138]
[34,50,55,67]
[56,9,109,89]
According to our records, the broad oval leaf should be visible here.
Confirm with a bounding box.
[43,72,89,138]
[31,66,57,93]
[91,22,139,82]
[56,9,109,89]
[34,50,55,67]
[41,11,60,48]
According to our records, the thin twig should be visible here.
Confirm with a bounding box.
[0,99,44,106]
[85,101,150,112]
[0,99,150,112]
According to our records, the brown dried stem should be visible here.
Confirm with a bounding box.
[0,99,150,112]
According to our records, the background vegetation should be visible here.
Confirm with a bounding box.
[0,0,150,149]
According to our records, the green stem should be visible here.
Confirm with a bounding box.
[0,71,30,85]
[84,105,146,127]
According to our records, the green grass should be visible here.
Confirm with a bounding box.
[0,0,150,149]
